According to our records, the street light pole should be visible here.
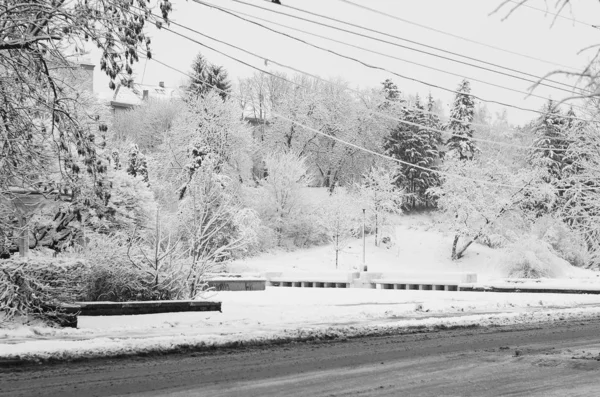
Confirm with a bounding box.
[362,208,367,272]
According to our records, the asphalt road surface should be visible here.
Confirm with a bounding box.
[3,318,600,396]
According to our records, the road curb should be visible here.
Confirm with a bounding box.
[0,358,31,368]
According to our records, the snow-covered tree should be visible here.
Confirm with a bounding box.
[0,0,173,253]
[322,190,361,268]
[384,94,441,208]
[445,79,477,161]
[153,92,254,205]
[188,53,232,101]
[111,98,181,152]
[357,166,404,246]
[260,151,313,229]
[380,78,401,108]
[178,159,260,298]
[553,117,600,267]
[429,157,546,260]
[528,100,570,182]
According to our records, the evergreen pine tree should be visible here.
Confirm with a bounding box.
[445,79,477,160]
[380,78,401,111]
[188,53,232,100]
[528,99,569,182]
[425,92,444,151]
[384,93,441,208]
[382,78,400,102]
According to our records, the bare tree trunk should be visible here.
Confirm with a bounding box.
[451,234,460,260]
[454,238,477,260]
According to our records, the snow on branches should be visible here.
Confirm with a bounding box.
[430,157,548,260]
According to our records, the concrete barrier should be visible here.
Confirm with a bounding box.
[265,272,360,288]
[206,278,266,291]
[264,271,476,291]
[367,272,477,291]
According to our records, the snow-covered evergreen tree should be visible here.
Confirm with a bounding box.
[381,78,400,103]
[188,53,232,100]
[445,79,477,160]
[528,100,570,183]
[425,92,444,163]
[384,94,441,208]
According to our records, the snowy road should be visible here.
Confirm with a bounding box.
[3,318,600,396]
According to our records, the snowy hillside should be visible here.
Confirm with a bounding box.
[230,210,594,282]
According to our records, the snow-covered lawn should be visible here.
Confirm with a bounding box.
[4,288,600,362]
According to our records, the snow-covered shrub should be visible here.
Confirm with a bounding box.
[77,233,180,301]
[0,258,85,325]
[499,237,574,279]
[531,215,588,268]
[281,208,329,249]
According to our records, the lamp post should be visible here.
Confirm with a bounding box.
[362,208,367,272]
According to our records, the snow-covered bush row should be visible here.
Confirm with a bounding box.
[0,258,85,325]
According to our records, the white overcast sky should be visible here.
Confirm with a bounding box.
[92,0,600,126]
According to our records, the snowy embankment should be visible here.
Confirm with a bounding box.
[3,288,600,363]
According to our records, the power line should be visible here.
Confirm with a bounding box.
[156,18,582,151]
[340,0,579,71]
[225,0,584,96]
[116,1,505,135]
[118,0,585,147]
[148,56,531,189]
[224,6,569,109]
[193,0,591,121]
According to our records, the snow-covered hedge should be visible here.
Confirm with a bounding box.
[0,258,85,325]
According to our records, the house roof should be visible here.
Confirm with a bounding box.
[100,83,183,109]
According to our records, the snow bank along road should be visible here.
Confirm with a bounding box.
[3,318,600,396]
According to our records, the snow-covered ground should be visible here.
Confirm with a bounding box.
[4,288,600,362]
[230,215,500,278]
[230,212,595,282]
[3,212,600,362]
